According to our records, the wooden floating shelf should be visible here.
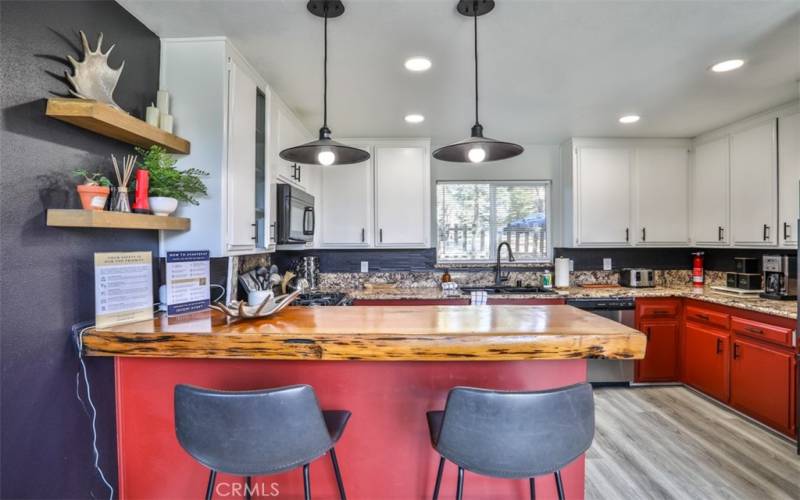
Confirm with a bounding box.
[45,98,191,154]
[47,209,190,231]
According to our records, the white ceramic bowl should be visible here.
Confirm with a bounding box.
[149,196,178,216]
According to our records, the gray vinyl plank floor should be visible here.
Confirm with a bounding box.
[586,386,799,500]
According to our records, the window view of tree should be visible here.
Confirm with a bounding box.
[437,182,549,262]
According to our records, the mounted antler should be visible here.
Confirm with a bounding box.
[65,31,125,110]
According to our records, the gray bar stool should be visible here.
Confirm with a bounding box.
[174,384,350,500]
[426,383,594,500]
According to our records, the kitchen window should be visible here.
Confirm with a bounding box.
[436,181,551,263]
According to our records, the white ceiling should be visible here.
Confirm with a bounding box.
[119,0,800,145]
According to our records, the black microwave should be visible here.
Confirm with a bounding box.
[276,183,315,244]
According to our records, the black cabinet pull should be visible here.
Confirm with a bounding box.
[718,226,724,241]
[715,338,722,354]
[641,227,646,242]
[361,228,365,243]
[297,165,301,183]
[744,326,762,335]
[251,222,257,241]
[625,228,629,242]
[732,343,740,359]
[696,313,709,321]
[762,224,769,241]
[379,228,383,243]
[784,222,791,240]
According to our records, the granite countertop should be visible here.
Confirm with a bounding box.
[335,286,797,319]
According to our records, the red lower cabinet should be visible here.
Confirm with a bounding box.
[730,336,795,435]
[636,319,680,382]
[683,323,730,402]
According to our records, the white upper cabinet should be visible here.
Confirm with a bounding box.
[691,136,730,246]
[320,145,372,247]
[574,147,632,246]
[730,118,777,246]
[634,147,689,245]
[778,112,799,248]
[271,96,316,193]
[159,38,270,257]
[374,143,430,247]
[225,58,257,252]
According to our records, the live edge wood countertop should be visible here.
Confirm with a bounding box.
[82,305,646,361]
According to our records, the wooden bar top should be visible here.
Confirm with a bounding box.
[82,305,646,361]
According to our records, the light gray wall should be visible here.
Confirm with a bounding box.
[430,143,563,250]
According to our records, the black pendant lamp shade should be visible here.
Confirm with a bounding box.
[279,1,370,166]
[433,0,523,163]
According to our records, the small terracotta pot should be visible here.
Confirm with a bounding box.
[76,184,110,211]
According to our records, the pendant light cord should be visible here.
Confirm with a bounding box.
[473,2,479,127]
[323,6,329,128]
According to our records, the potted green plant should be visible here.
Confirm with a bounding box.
[135,146,208,216]
[72,168,112,210]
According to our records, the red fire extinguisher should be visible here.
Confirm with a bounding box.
[692,251,704,292]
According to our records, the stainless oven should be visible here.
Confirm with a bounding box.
[276,183,315,244]
[567,297,636,385]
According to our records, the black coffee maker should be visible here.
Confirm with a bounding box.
[760,255,797,300]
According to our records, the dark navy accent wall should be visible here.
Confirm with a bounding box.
[1,1,160,497]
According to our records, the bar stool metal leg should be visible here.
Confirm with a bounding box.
[554,470,565,500]
[529,477,535,500]
[205,470,217,500]
[432,456,445,500]
[303,463,311,500]
[455,466,464,500]
[329,447,347,500]
[244,476,251,500]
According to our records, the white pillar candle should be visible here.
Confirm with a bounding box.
[159,114,174,134]
[156,90,170,114]
[145,104,159,127]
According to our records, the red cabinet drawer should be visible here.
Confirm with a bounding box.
[731,317,794,348]
[638,300,680,319]
[685,305,730,330]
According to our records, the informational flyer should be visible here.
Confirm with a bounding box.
[165,250,210,316]
[94,252,154,328]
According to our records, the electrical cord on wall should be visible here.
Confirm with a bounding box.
[71,321,114,500]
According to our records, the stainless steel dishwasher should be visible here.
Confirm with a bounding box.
[566,297,636,385]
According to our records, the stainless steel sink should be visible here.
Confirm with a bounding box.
[460,286,557,295]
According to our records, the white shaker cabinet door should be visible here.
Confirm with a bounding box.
[778,112,800,248]
[575,147,632,246]
[226,59,257,252]
[374,145,429,247]
[634,147,689,245]
[730,118,777,246]
[320,151,372,247]
[692,136,730,246]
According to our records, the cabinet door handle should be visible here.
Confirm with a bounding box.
[763,224,770,241]
[297,165,301,183]
[784,222,791,240]
[696,313,710,321]
[715,338,722,354]
[718,226,724,241]
[653,310,669,316]
[744,326,762,335]
[625,228,629,242]
[732,343,740,359]
[379,228,383,243]
[641,227,646,242]
[251,222,257,241]
[361,228,365,243]
[269,223,276,242]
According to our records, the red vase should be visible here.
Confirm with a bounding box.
[132,169,150,214]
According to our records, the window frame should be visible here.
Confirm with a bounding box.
[435,180,553,264]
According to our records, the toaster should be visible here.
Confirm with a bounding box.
[619,268,655,288]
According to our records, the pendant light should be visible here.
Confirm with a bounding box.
[280,0,370,166]
[433,0,523,163]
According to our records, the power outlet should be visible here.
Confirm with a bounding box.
[569,259,574,272]
[603,258,612,271]
[360,261,369,273]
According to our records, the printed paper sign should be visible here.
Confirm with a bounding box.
[94,252,154,328]
[166,250,210,316]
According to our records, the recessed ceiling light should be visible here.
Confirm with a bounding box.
[710,59,745,73]
[619,115,640,124]
[405,114,425,124]
[404,57,432,72]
